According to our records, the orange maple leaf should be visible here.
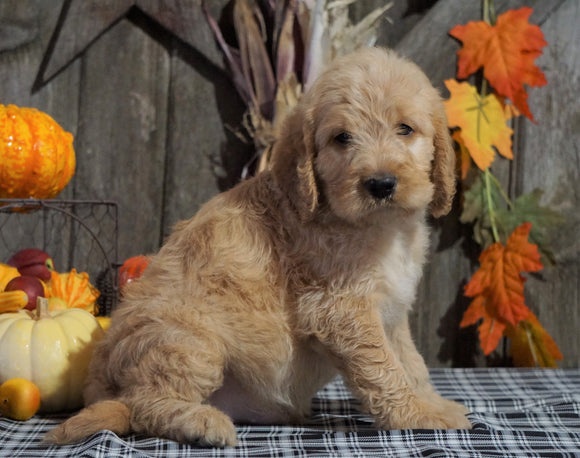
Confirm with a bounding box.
[460,294,507,355]
[444,80,513,170]
[505,312,563,367]
[461,223,543,355]
[449,7,547,121]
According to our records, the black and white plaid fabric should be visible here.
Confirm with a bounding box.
[1,368,579,457]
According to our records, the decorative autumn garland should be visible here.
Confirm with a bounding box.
[444,2,564,366]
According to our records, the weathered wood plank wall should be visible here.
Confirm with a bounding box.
[517,0,580,367]
[0,0,578,367]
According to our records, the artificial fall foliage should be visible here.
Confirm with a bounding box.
[461,223,542,354]
[459,173,565,261]
[449,7,547,122]
[444,80,514,171]
[460,223,563,367]
[505,312,563,368]
[448,3,563,366]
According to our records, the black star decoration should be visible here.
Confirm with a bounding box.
[39,0,223,84]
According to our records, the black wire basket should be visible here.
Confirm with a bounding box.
[0,199,119,315]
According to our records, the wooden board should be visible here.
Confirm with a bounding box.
[71,16,169,261]
[516,0,580,368]
[160,32,251,241]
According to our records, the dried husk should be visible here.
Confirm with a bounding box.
[204,0,392,173]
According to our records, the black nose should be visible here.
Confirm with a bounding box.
[363,175,398,200]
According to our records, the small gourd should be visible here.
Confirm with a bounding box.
[0,297,104,412]
[45,269,100,315]
[0,263,19,290]
[0,104,75,199]
[118,255,150,293]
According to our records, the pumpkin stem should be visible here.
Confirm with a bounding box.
[36,297,50,319]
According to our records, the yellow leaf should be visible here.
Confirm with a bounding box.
[444,80,513,170]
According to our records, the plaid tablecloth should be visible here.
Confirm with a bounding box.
[1,368,579,457]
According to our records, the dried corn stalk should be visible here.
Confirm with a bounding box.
[203,0,392,175]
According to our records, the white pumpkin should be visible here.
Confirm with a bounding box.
[0,297,104,412]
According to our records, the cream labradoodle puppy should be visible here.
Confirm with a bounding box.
[47,47,471,447]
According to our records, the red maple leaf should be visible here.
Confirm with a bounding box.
[461,223,543,354]
[449,7,547,121]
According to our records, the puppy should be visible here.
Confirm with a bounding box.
[46,47,471,447]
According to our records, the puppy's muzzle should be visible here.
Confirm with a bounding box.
[363,174,398,200]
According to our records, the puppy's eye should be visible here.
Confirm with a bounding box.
[334,132,352,145]
[397,124,414,136]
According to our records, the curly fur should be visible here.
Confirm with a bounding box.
[45,47,470,447]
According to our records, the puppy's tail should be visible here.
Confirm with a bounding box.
[44,400,131,445]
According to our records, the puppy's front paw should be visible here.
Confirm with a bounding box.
[389,397,471,430]
[174,405,237,447]
[430,398,472,429]
[439,397,470,419]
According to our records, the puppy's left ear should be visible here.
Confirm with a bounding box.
[430,104,457,218]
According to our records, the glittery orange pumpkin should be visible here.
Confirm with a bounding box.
[0,104,75,199]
